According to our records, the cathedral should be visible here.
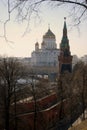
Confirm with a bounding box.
[31,27,60,67]
[31,18,72,74]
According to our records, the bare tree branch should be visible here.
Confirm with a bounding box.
[53,0,87,9]
[18,0,87,9]
[0,0,87,41]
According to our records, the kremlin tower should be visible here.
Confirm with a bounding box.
[58,18,73,74]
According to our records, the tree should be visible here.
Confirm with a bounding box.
[0,57,24,130]
[57,67,87,128]
[57,72,74,128]
[73,61,87,120]
[29,75,51,130]
[12,0,87,25]
[1,0,87,40]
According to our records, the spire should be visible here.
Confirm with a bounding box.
[63,17,67,37]
[60,18,70,55]
[61,17,69,48]
[48,23,50,30]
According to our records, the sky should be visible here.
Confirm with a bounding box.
[0,1,87,58]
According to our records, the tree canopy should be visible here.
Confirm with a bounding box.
[0,0,87,41]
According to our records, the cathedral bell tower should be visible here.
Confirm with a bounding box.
[35,42,39,51]
[58,18,73,74]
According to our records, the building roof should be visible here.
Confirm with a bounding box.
[43,29,55,38]
[60,18,69,50]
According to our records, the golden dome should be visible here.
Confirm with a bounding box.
[43,29,55,38]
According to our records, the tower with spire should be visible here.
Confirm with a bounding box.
[58,18,73,74]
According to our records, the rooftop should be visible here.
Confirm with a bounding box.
[43,28,55,38]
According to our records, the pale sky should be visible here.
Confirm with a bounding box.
[0,1,87,58]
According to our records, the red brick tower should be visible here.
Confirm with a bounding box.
[58,18,73,74]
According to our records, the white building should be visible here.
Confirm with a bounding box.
[80,55,87,64]
[31,28,60,67]
[72,55,79,68]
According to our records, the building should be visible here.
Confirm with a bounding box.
[80,55,87,64]
[31,27,60,67]
[58,18,73,74]
[72,55,79,68]
[30,18,73,80]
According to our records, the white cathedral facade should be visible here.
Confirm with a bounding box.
[31,28,60,67]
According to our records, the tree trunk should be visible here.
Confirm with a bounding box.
[5,102,10,130]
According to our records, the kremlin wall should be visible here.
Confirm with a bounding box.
[10,93,69,130]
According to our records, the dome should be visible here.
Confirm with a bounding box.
[43,29,55,38]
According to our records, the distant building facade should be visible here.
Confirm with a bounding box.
[72,55,79,68]
[31,28,60,67]
[80,55,87,64]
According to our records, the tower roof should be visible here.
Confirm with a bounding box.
[60,18,69,49]
[43,28,55,38]
[63,17,67,37]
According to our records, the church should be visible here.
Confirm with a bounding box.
[31,18,72,74]
[31,27,60,67]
